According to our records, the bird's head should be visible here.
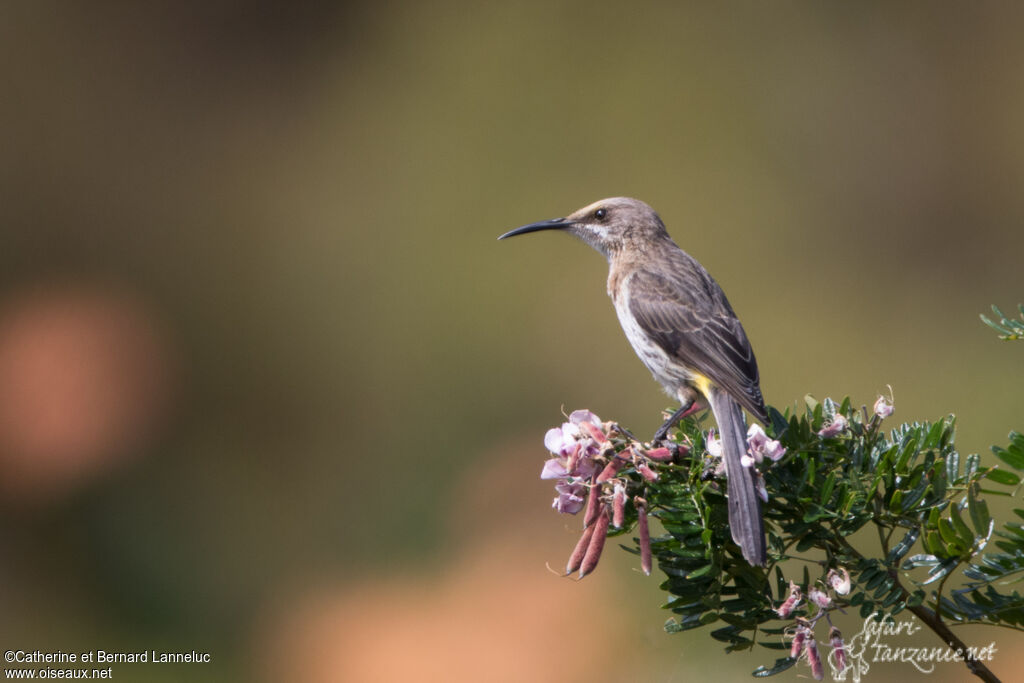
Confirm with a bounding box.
[498,197,668,259]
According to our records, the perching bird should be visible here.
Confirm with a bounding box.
[499,197,768,566]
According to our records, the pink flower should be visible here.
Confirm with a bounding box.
[568,409,602,429]
[775,580,802,619]
[790,622,808,659]
[807,636,824,680]
[808,586,832,609]
[755,470,768,503]
[552,481,586,514]
[746,424,786,465]
[829,626,847,674]
[827,567,851,596]
[543,410,604,480]
[544,425,579,458]
[874,395,894,419]
[706,429,722,457]
[817,413,848,438]
[540,458,568,480]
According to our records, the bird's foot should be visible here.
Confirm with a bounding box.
[652,402,702,444]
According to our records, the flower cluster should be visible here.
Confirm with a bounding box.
[540,409,676,578]
[541,409,605,514]
[778,567,851,680]
[540,407,791,580]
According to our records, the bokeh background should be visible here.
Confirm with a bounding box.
[1,2,1023,681]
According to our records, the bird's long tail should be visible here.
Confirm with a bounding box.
[707,386,766,566]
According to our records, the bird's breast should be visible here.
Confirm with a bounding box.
[610,274,694,395]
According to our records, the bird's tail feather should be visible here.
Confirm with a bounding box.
[708,387,767,566]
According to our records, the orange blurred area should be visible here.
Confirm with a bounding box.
[258,533,621,683]
[0,285,173,502]
[254,445,651,683]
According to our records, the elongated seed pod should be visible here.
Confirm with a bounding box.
[566,524,595,575]
[637,462,659,482]
[579,506,610,578]
[644,447,674,462]
[583,475,600,528]
[612,485,625,528]
[636,498,652,575]
[596,457,626,483]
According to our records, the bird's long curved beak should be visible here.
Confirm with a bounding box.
[497,217,574,240]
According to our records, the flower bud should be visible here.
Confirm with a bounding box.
[874,394,894,419]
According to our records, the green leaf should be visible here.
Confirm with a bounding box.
[965,453,980,481]
[923,530,945,556]
[937,518,959,546]
[903,554,940,570]
[688,563,717,579]
[968,485,992,536]
[922,560,958,585]
[993,445,1024,471]
[820,472,836,505]
[887,528,920,565]
[665,615,706,633]
[924,420,945,449]
[752,657,797,678]
[985,468,1021,486]
[950,504,975,547]
[769,407,789,437]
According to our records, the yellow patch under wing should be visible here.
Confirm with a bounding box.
[692,373,714,398]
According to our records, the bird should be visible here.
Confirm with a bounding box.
[499,197,768,566]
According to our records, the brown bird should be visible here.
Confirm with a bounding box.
[499,197,768,566]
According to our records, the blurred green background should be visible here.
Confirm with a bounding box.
[1,2,1022,681]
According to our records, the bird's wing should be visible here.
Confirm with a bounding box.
[627,264,768,422]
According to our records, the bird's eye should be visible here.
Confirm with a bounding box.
[595,208,607,220]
